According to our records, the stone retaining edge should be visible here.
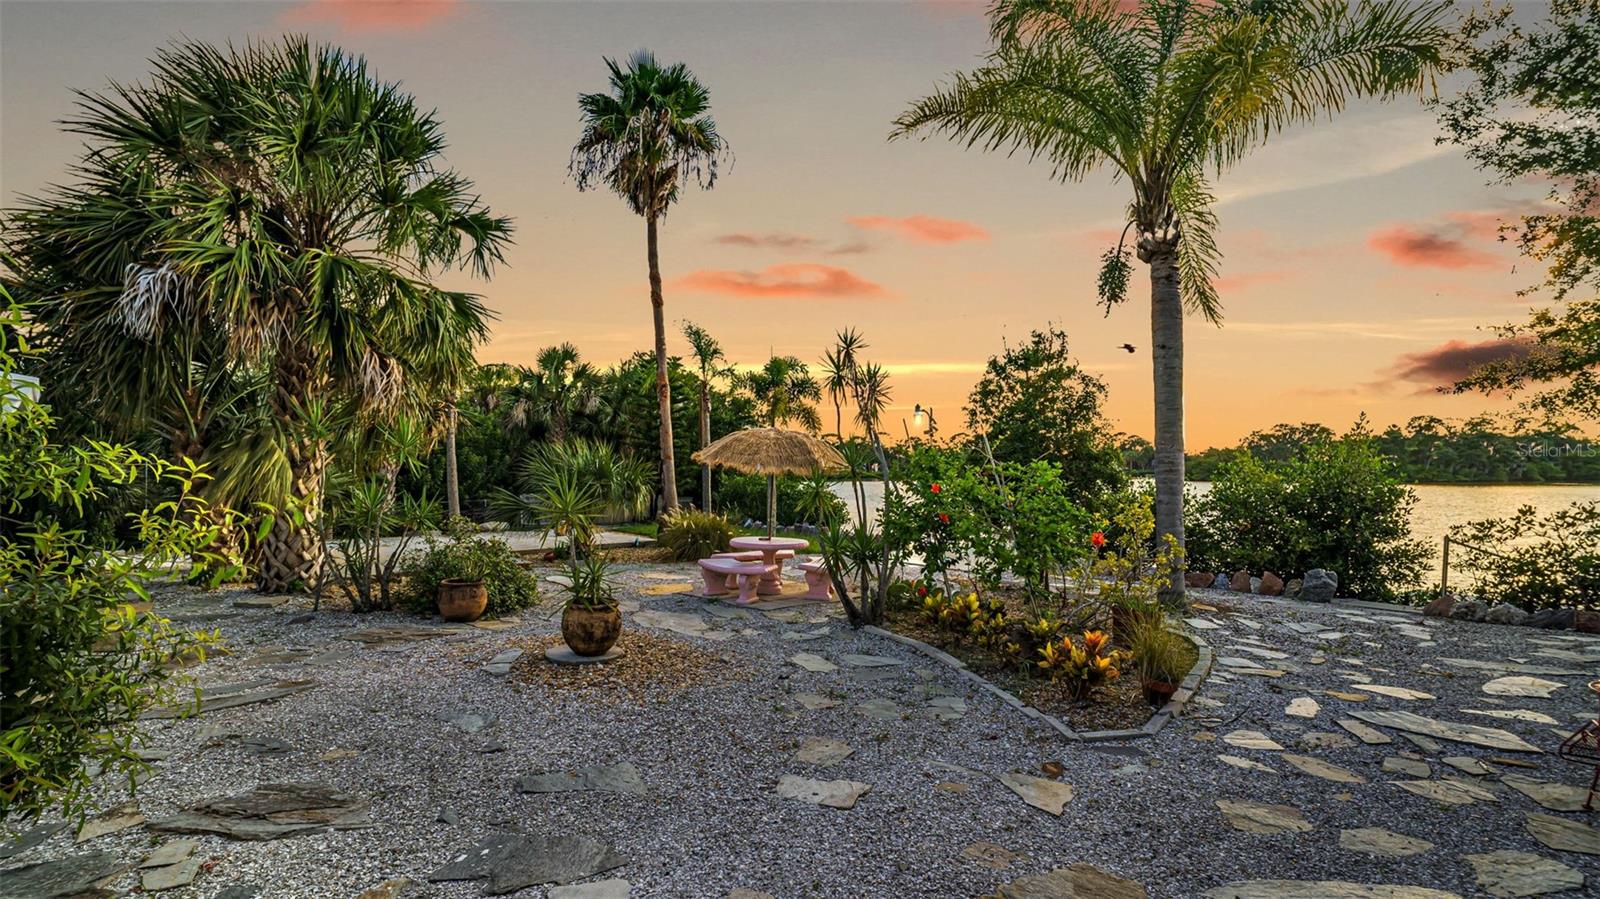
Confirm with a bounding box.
[861,625,1213,743]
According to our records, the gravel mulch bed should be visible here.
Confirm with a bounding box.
[5,569,1600,898]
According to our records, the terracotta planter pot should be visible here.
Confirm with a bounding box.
[1141,677,1179,708]
[438,579,488,622]
[562,604,622,656]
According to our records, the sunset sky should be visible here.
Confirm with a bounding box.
[0,0,1550,448]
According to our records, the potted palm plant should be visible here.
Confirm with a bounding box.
[560,555,621,656]
[1127,614,1187,706]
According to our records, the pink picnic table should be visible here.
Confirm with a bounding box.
[728,535,811,594]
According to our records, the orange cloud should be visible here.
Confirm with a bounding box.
[281,0,460,33]
[1212,269,1291,292]
[1367,210,1511,270]
[677,264,887,299]
[847,214,989,244]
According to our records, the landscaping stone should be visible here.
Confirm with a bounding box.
[1481,676,1565,698]
[0,852,126,898]
[857,698,902,721]
[1461,708,1557,725]
[1284,697,1319,718]
[1525,812,1600,855]
[1186,571,1216,589]
[789,652,838,673]
[1450,600,1489,622]
[1300,569,1338,602]
[960,841,1023,870]
[516,763,646,796]
[1217,755,1278,775]
[793,737,854,767]
[427,833,627,895]
[1464,850,1585,898]
[1336,719,1391,745]
[354,878,416,899]
[792,693,839,710]
[1501,774,1592,812]
[1440,756,1493,776]
[1296,731,1352,750]
[1284,578,1303,599]
[1380,757,1431,778]
[152,782,371,840]
[140,840,198,869]
[991,863,1147,898]
[1349,709,1542,752]
[1337,827,1433,858]
[1279,753,1364,784]
[1250,577,1262,593]
[75,800,144,841]
[997,771,1075,816]
[483,649,524,676]
[548,878,632,899]
[1230,570,1252,592]
[1215,800,1313,835]
[1222,730,1283,751]
[1212,573,1230,589]
[142,856,202,892]
[1576,609,1600,633]
[837,653,905,668]
[1486,604,1529,626]
[1205,883,1459,898]
[441,710,495,734]
[634,610,731,641]
[1258,572,1284,596]
[1349,683,1434,701]
[1389,778,1498,805]
[775,775,870,810]
[340,626,452,646]
[1525,609,1574,630]
[1422,595,1456,618]
[0,824,62,861]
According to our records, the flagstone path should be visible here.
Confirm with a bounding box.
[3,570,1598,898]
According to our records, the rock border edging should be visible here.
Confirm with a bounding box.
[862,625,1212,742]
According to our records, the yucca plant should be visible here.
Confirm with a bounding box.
[561,554,618,611]
[658,508,733,561]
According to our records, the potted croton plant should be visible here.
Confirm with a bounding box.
[559,555,621,656]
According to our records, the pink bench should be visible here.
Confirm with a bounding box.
[797,558,833,601]
[697,557,776,604]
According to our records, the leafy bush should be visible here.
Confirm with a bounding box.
[1186,428,1428,600]
[1448,502,1600,611]
[658,508,733,560]
[716,471,841,526]
[399,518,540,618]
[1,302,224,824]
[1036,630,1127,700]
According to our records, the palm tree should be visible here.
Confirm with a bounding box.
[820,328,867,438]
[893,0,1451,602]
[740,355,823,432]
[5,37,511,592]
[682,321,731,509]
[570,51,730,515]
[531,343,601,442]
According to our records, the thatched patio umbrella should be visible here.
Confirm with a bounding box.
[692,427,847,538]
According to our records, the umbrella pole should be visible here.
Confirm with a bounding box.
[767,474,777,540]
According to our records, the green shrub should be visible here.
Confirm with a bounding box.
[715,471,839,525]
[1186,427,1428,600]
[399,518,540,618]
[1,301,225,824]
[658,508,733,560]
[1448,502,1600,611]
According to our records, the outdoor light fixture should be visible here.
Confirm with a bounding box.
[912,404,927,429]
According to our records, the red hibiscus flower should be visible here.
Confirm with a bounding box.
[1090,531,1106,548]
[916,584,928,597]
[938,513,950,524]
[930,483,941,494]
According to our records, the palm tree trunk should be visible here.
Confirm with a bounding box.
[699,382,712,511]
[445,402,461,519]
[647,211,679,514]
[258,437,329,593]
[1148,247,1187,605]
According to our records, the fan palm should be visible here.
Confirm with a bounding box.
[570,51,729,515]
[682,321,732,509]
[893,0,1451,601]
[740,355,823,432]
[4,37,511,592]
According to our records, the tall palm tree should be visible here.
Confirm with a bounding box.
[893,0,1451,602]
[531,343,601,442]
[740,355,823,432]
[820,328,867,438]
[570,51,729,515]
[5,37,511,592]
[682,321,730,510]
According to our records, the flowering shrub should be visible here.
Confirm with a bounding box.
[1037,630,1128,699]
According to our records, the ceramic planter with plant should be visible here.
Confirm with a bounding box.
[1127,615,1188,706]
[560,555,621,656]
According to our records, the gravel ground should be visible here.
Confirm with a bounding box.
[5,570,1600,898]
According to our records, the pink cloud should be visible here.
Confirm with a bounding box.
[847,214,989,244]
[281,0,460,33]
[677,264,887,299]
[1367,210,1512,270]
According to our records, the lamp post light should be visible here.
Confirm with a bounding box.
[912,403,938,438]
